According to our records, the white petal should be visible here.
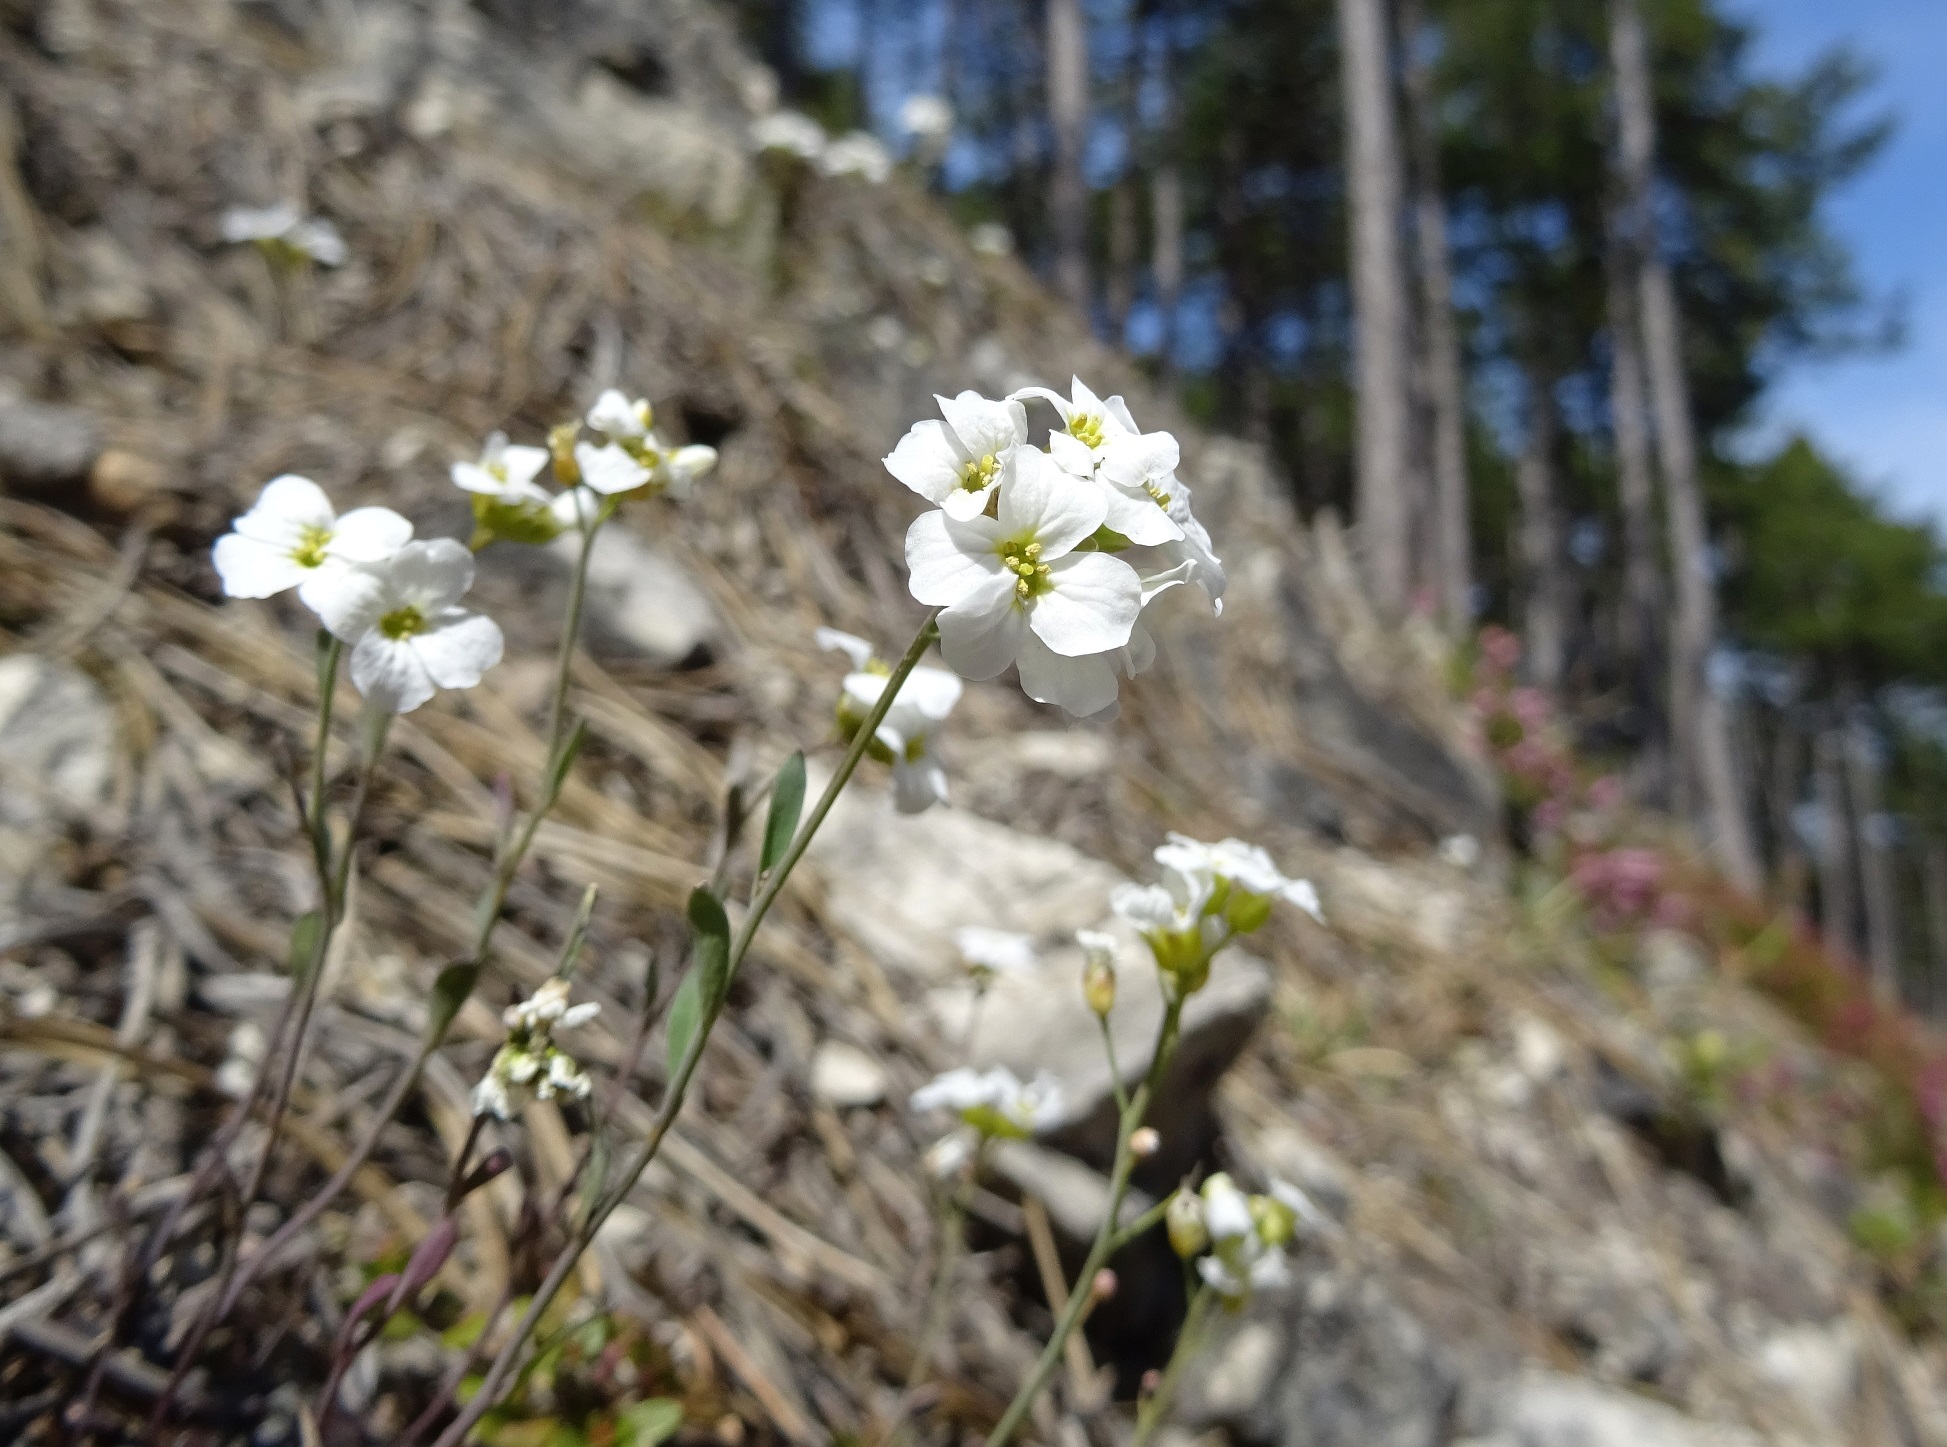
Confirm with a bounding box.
[1098,483,1183,545]
[997,448,1103,557]
[1030,553,1141,656]
[501,445,551,488]
[892,755,948,814]
[586,389,647,439]
[937,574,1030,679]
[898,666,963,720]
[1103,394,1142,438]
[663,445,717,494]
[816,628,877,669]
[576,441,651,495]
[1165,491,1228,611]
[551,488,600,529]
[936,391,1026,459]
[1048,431,1097,476]
[1006,384,1075,423]
[412,612,504,690]
[305,563,388,639]
[389,538,476,611]
[1118,619,1157,678]
[1111,882,1178,932]
[940,479,1000,520]
[350,632,437,712]
[884,420,966,505]
[235,475,334,545]
[1100,431,1180,489]
[1015,633,1119,716]
[451,461,501,496]
[328,507,414,563]
[905,509,1003,606]
[212,534,307,598]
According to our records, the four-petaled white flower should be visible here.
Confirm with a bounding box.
[953,926,1038,978]
[504,978,601,1032]
[843,664,963,813]
[452,431,552,506]
[816,627,878,670]
[1194,1173,1294,1302]
[473,978,601,1120]
[586,389,653,442]
[906,447,1140,717]
[1111,863,1218,943]
[752,110,828,161]
[885,391,1030,521]
[213,475,413,612]
[1011,376,1139,467]
[219,203,348,267]
[1156,832,1323,923]
[314,539,505,713]
[574,440,652,496]
[819,132,893,184]
[911,1066,1064,1139]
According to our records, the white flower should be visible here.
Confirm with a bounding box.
[1076,928,1118,968]
[1158,833,1324,923]
[551,487,602,530]
[1158,477,1227,612]
[657,444,719,498]
[816,627,878,670]
[899,94,954,144]
[884,391,1030,521]
[1198,1247,1291,1300]
[586,389,652,442]
[910,1066,1064,1138]
[1011,376,1140,464]
[906,447,1141,716]
[504,978,600,1032]
[219,203,346,266]
[472,1072,513,1121]
[574,440,652,496]
[1194,1173,1293,1302]
[969,222,1014,257]
[843,664,963,813]
[819,132,892,183]
[752,109,828,161]
[1110,863,1216,938]
[452,431,552,506]
[212,475,413,612]
[312,539,505,713]
[924,1131,977,1179]
[954,926,1037,977]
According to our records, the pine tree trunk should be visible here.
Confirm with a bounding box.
[1516,368,1567,690]
[1846,721,1901,1003]
[1923,839,1947,1018]
[1336,0,1413,617]
[1814,726,1856,961]
[1604,201,1663,751]
[1398,0,1470,635]
[1150,0,1183,383]
[1046,0,1090,311]
[1608,0,1760,891]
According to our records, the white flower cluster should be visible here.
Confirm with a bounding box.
[1111,832,1320,994]
[1166,1173,1305,1304]
[471,979,601,1121]
[212,390,718,713]
[894,378,1225,717]
[751,111,893,184]
[911,1065,1064,1145]
[818,627,963,813]
[213,477,502,714]
[220,203,348,267]
[953,925,1038,979]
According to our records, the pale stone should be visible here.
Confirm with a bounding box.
[809,1041,887,1108]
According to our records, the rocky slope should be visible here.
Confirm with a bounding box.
[0,1,1942,1444]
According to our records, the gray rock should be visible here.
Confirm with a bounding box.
[809,1041,887,1108]
[0,655,116,828]
[1484,1371,1764,1447]
[563,526,721,667]
[0,383,102,488]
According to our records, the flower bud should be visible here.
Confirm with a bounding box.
[1224,888,1274,935]
[549,422,582,486]
[1088,1269,1118,1306]
[1166,1188,1208,1260]
[1128,1127,1160,1159]
[1250,1192,1297,1250]
[1083,958,1116,1017]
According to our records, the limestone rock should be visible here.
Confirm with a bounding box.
[1484,1371,1764,1447]
[0,655,115,828]
[0,382,101,488]
[564,526,721,667]
[810,1041,887,1108]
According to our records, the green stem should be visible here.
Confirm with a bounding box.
[307,635,344,872]
[429,609,944,1447]
[1132,1282,1216,1447]
[1098,1013,1130,1116]
[216,517,607,1322]
[983,997,1185,1447]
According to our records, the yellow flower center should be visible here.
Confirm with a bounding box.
[290,524,333,570]
[958,452,1001,493]
[379,605,427,641]
[1068,412,1105,449]
[1143,479,1172,509]
[904,734,928,763]
[999,539,1052,601]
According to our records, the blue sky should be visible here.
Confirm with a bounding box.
[1736,0,1947,528]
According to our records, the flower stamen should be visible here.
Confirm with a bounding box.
[290,524,333,570]
[378,605,427,641]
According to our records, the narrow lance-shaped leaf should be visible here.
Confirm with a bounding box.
[427,962,480,1043]
[287,910,324,983]
[760,751,806,875]
[687,885,731,1010]
[663,970,702,1081]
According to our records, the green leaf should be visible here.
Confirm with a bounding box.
[427,962,481,1043]
[286,911,324,982]
[760,751,806,875]
[617,1399,684,1447]
[664,970,702,1081]
[687,885,731,1010]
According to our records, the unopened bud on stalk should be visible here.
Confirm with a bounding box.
[1140,1369,1162,1397]
[1077,928,1118,1017]
[1166,1187,1208,1259]
[1129,1127,1160,1159]
[1088,1269,1118,1306]
[549,422,582,486]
